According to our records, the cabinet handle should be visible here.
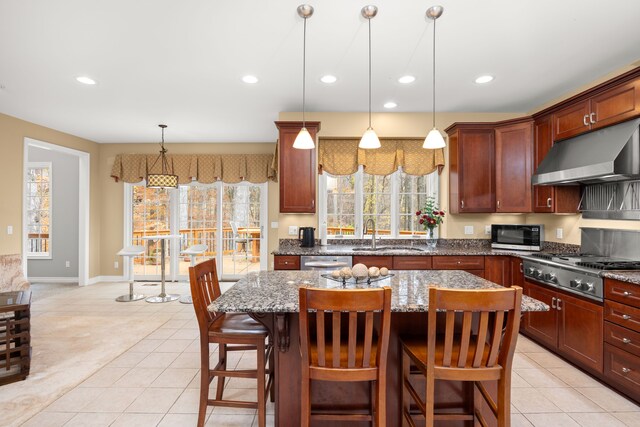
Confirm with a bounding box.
[461,200,464,209]
[583,115,589,126]
[311,199,315,208]
[623,291,632,297]
[622,367,632,374]
[622,314,632,320]
[557,298,562,311]
[590,112,596,124]
[497,200,500,209]
[547,197,552,208]
[519,262,523,273]
[622,338,631,344]
[551,297,557,309]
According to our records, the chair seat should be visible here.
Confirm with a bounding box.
[118,245,145,256]
[209,313,269,336]
[401,334,496,371]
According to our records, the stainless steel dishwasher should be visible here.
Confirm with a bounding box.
[300,255,353,271]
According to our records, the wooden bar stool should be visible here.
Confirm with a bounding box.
[189,259,273,427]
[298,286,392,426]
[400,286,522,427]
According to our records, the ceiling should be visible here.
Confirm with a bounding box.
[1,0,639,143]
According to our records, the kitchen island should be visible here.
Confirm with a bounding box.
[209,270,547,426]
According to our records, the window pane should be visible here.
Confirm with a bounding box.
[325,173,355,236]
[398,171,438,236]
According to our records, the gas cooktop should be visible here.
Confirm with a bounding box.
[528,253,640,271]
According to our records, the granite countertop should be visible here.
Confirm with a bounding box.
[602,271,640,285]
[209,270,549,313]
[273,244,535,257]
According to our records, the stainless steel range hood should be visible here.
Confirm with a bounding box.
[532,118,640,185]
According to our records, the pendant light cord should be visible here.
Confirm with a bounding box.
[368,17,372,129]
[432,18,436,129]
[302,17,307,128]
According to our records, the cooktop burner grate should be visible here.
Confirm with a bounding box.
[574,261,640,271]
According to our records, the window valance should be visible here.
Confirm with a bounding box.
[318,138,445,176]
[110,153,277,184]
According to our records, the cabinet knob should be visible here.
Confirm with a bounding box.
[547,197,552,208]
[622,338,631,344]
[622,367,632,374]
[284,261,289,264]
[622,314,632,320]
[590,112,596,124]
[623,291,632,297]
[583,115,589,126]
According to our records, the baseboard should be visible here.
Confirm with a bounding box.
[28,276,79,283]
[87,275,125,285]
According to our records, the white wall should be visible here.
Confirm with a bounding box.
[27,146,79,278]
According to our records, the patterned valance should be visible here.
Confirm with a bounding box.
[318,138,445,176]
[110,153,277,184]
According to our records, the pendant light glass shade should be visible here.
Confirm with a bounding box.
[423,127,446,149]
[295,5,315,149]
[147,124,178,189]
[359,127,381,149]
[293,127,315,149]
[359,5,380,150]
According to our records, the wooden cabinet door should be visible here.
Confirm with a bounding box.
[484,256,511,286]
[525,281,558,349]
[557,293,604,374]
[591,80,640,130]
[533,115,555,213]
[392,256,432,270]
[276,121,320,213]
[495,120,533,213]
[352,256,393,270]
[458,129,495,213]
[509,257,524,288]
[552,100,591,141]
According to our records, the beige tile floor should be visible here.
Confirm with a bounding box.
[15,281,640,427]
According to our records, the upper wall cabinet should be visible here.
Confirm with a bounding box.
[447,124,495,213]
[552,79,640,142]
[447,119,534,214]
[495,119,533,213]
[533,115,581,213]
[276,121,321,213]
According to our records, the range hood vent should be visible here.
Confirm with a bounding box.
[532,118,640,185]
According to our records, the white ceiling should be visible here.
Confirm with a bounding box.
[1,0,639,143]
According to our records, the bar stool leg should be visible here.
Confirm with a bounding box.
[179,255,196,304]
[116,256,145,302]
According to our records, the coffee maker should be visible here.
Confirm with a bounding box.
[299,227,316,247]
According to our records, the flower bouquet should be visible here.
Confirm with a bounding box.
[415,196,445,248]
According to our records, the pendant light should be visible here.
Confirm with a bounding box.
[423,5,446,149]
[147,124,178,189]
[293,4,315,150]
[359,5,381,149]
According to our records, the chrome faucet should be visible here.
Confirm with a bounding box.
[364,218,376,249]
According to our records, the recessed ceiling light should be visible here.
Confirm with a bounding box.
[398,75,416,84]
[320,75,337,84]
[76,76,96,85]
[475,75,494,84]
[384,102,397,109]
[242,75,259,84]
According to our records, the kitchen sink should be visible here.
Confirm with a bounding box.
[351,246,425,252]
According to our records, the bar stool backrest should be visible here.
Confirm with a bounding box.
[299,287,392,372]
[189,259,222,332]
[427,286,522,372]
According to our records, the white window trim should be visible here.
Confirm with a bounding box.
[319,167,440,239]
[26,161,53,259]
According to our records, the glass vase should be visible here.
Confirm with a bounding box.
[425,228,437,250]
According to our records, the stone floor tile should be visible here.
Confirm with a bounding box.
[126,387,183,414]
[21,411,76,427]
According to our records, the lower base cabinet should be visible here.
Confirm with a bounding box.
[523,280,603,374]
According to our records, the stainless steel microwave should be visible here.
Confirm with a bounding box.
[491,224,544,251]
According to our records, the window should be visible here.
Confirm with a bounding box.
[26,162,52,258]
[320,167,438,238]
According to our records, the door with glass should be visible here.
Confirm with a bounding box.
[127,182,267,281]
